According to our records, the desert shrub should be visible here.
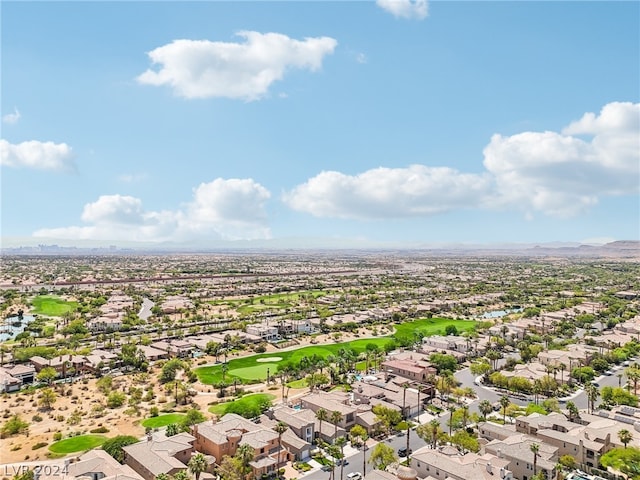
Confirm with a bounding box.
[1,415,29,437]
[90,426,109,434]
[32,442,47,450]
[53,432,62,441]
[106,391,126,408]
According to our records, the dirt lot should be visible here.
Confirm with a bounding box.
[0,328,380,465]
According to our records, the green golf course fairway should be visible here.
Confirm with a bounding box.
[209,393,276,416]
[230,364,275,379]
[196,337,391,384]
[195,318,477,385]
[31,295,79,317]
[48,435,107,454]
[141,413,186,428]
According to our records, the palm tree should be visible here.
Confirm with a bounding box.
[156,474,170,480]
[500,395,510,425]
[486,349,502,371]
[479,400,493,421]
[585,383,599,414]
[531,443,540,476]
[618,429,633,448]
[566,401,579,422]
[188,452,208,480]
[174,471,189,480]
[316,408,328,444]
[330,410,342,441]
[429,419,441,449]
[351,429,369,478]
[335,436,347,480]
[235,443,255,480]
[461,405,470,428]
[625,366,640,394]
[274,421,288,468]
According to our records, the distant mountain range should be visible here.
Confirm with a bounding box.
[1,240,638,258]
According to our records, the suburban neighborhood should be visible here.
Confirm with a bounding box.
[0,247,639,480]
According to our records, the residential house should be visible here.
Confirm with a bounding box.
[122,432,195,480]
[84,349,120,373]
[3,363,35,384]
[484,433,558,480]
[138,345,169,362]
[88,315,123,332]
[30,354,87,377]
[245,323,280,342]
[0,367,23,392]
[260,409,314,460]
[278,319,314,336]
[352,379,424,419]
[149,340,193,358]
[382,358,437,383]
[501,362,551,385]
[193,414,292,478]
[410,445,513,480]
[537,344,595,374]
[270,406,315,447]
[38,449,145,480]
[159,296,194,315]
[477,421,517,442]
[514,412,629,468]
[299,391,356,441]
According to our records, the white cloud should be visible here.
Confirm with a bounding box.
[283,165,491,219]
[484,102,639,217]
[184,178,271,239]
[0,140,75,171]
[285,101,639,220]
[376,0,428,20]
[137,31,338,101]
[356,53,368,64]
[81,195,146,225]
[2,108,21,124]
[33,178,272,243]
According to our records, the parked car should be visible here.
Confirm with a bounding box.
[398,448,412,457]
[347,473,362,480]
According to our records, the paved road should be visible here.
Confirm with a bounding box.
[454,357,629,413]
[138,297,154,321]
[302,430,429,480]
[570,364,628,410]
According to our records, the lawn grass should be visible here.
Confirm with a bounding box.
[48,435,107,454]
[196,337,392,384]
[141,413,186,428]
[393,317,476,339]
[195,318,478,385]
[208,290,328,310]
[286,378,307,389]
[31,295,79,317]
[196,340,390,384]
[209,393,275,416]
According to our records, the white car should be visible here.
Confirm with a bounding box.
[347,473,362,480]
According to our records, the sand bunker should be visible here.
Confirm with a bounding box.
[256,357,283,362]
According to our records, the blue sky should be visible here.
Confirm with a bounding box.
[2,0,639,248]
